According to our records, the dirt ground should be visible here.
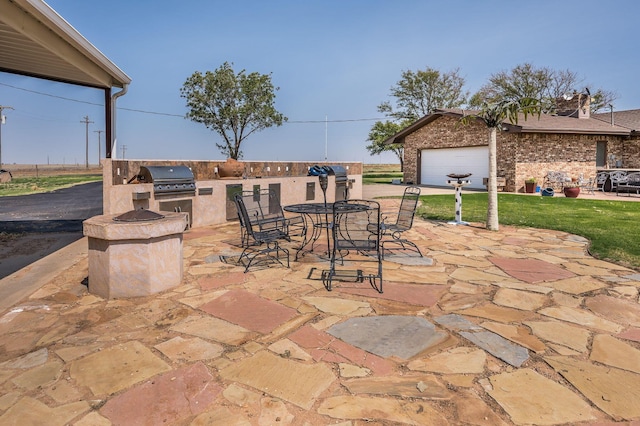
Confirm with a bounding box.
[0,164,102,178]
[0,231,83,279]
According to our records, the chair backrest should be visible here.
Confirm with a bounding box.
[234,193,256,240]
[240,188,286,228]
[577,174,590,186]
[545,171,570,185]
[626,172,640,185]
[333,199,381,252]
[610,170,628,183]
[595,171,609,184]
[394,186,421,230]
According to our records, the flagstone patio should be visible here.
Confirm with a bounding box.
[1,191,640,425]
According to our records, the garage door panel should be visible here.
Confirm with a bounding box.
[420,147,488,189]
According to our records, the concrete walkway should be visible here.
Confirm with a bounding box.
[1,185,640,425]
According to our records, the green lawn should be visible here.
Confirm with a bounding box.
[0,174,102,196]
[416,193,640,270]
[363,172,404,184]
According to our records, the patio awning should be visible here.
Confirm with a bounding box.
[0,0,131,158]
[0,0,130,88]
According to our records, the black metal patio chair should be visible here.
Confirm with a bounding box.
[233,192,291,272]
[237,188,305,247]
[380,186,422,259]
[322,199,383,293]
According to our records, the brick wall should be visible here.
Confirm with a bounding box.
[402,114,629,192]
[403,115,488,185]
[622,136,640,168]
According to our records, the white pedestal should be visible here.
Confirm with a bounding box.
[446,179,471,226]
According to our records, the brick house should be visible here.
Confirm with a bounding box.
[385,101,640,192]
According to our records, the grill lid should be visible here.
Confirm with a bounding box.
[138,165,196,196]
[324,165,348,181]
[113,208,165,222]
[138,165,194,183]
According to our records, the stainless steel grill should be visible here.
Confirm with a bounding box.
[324,165,349,201]
[138,165,196,197]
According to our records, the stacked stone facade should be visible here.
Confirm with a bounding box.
[623,135,640,169]
[402,115,634,192]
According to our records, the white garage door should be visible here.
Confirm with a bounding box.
[420,146,489,190]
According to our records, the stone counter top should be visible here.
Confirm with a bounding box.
[83,212,188,241]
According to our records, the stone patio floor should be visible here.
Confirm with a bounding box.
[1,192,640,425]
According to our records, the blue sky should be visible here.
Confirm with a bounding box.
[1,0,638,165]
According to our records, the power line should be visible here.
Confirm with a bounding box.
[0,81,386,123]
[118,107,182,117]
[286,118,383,123]
[0,82,102,106]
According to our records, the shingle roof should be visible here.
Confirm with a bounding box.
[506,112,630,135]
[385,108,631,145]
[592,109,640,132]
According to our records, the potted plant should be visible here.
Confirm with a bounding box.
[218,158,244,178]
[524,177,537,193]
[563,181,580,198]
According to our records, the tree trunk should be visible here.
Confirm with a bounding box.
[486,127,499,231]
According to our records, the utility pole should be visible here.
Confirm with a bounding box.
[121,144,127,160]
[324,115,328,161]
[80,115,93,169]
[94,130,104,165]
[0,105,14,167]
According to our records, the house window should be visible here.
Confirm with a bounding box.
[596,141,607,168]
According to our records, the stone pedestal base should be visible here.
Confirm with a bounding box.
[83,212,188,299]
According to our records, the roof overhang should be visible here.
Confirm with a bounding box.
[385,109,631,145]
[383,110,459,145]
[0,0,131,89]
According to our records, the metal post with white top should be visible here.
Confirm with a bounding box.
[446,173,472,225]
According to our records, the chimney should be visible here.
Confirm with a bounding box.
[556,91,591,119]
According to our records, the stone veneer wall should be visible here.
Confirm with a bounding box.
[101,159,363,228]
[109,160,362,185]
[622,136,640,168]
[402,115,630,192]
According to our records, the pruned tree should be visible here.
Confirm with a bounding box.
[461,98,542,231]
[470,63,616,113]
[369,67,468,164]
[181,62,287,159]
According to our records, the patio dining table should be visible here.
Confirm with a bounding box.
[284,201,370,260]
[284,202,334,260]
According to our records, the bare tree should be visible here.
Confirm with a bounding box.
[470,63,616,113]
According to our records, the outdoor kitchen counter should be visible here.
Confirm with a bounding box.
[82,211,188,240]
